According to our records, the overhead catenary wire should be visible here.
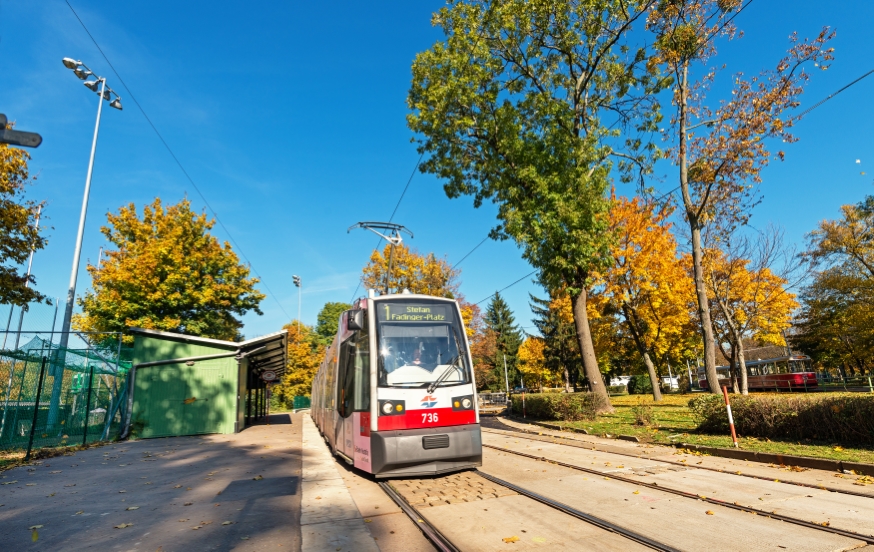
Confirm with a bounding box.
[64,1,292,321]
[475,270,537,306]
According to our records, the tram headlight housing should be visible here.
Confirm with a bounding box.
[452,394,474,411]
[379,400,405,416]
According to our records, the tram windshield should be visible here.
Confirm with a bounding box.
[376,299,472,388]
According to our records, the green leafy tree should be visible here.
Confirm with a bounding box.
[483,292,523,390]
[74,198,265,341]
[530,292,581,391]
[0,140,47,306]
[408,0,665,410]
[315,302,352,346]
[272,320,325,404]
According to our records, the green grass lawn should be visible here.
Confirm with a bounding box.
[545,393,874,465]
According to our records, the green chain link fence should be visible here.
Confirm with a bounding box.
[0,334,131,458]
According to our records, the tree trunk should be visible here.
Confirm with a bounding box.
[570,285,613,412]
[729,344,739,394]
[677,63,721,395]
[563,365,570,393]
[642,352,663,402]
[736,341,749,395]
[620,303,662,401]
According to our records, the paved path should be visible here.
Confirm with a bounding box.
[0,413,303,551]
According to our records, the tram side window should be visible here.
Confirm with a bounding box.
[775,361,789,374]
[337,316,371,418]
[353,327,370,412]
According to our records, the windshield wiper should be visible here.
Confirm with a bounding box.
[427,355,462,394]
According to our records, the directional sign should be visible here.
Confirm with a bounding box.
[0,114,42,148]
[261,370,278,382]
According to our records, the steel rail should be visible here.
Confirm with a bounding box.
[483,443,874,545]
[482,424,874,500]
[474,470,681,552]
[378,481,461,552]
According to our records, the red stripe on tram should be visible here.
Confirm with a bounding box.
[377,408,476,431]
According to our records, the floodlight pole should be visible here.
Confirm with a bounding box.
[51,59,121,429]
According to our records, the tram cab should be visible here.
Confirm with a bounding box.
[311,292,482,478]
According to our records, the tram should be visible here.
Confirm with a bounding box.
[697,355,818,391]
[310,291,482,478]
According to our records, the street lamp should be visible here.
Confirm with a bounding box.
[48,58,123,428]
[293,275,301,333]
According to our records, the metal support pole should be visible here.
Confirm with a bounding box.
[82,364,95,446]
[686,359,694,392]
[24,357,48,461]
[386,242,395,295]
[51,78,106,428]
[297,283,302,334]
[502,353,510,401]
[1,305,14,350]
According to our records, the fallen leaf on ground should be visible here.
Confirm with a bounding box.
[705,511,714,515]
[222,521,233,525]
[184,502,193,506]
[633,491,640,494]
[126,506,139,510]
[75,511,84,515]
[253,475,263,481]
[174,485,182,488]
[502,536,520,543]
[178,519,189,522]
[114,523,133,529]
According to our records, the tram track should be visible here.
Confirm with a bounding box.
[378,473,680,552]
[481,422,874,500]
[482,441,874,545]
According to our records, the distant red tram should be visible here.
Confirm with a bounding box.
[697,355,818,391]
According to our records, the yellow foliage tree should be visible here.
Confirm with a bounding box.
[272,321,325,404]
[517,336,551,391]
[362,243,459,298]
[74,198,264,341]
[603,196,697,400]
[705,235,799,394]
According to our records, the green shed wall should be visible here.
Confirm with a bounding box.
[130,334,240,438]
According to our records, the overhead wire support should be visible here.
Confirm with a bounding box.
[348,223,413,295]
[63,0,292,321]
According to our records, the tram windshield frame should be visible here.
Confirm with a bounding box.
[375,299,472,389]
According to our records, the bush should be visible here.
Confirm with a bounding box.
[608,385,628,395]
[510,392,606,421]
[689,393,874,443]
[627,374,653,395]
[632,399,655,426]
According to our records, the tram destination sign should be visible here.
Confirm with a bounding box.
[378,303,450,323]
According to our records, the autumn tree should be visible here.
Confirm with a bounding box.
[74,198,265,341]
[517,336,550,391]
[793,195,874,375]
[603,196,697,401]
[0,139,47,306]
[315,302,351,346]
[647,1,833,392]
[530,293,579,392]
[272,320,325,404]
[408,1,668,411]
[362,243,459,298]
[705,227,800,393]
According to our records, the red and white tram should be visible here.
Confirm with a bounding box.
[697,355,818,391]
[311,292,482,478]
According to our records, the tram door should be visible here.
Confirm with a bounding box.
[334,324,371,461]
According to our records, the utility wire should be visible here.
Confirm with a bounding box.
[348,152,425,303]
[451,236,490,270]
[64,1,292,321]
[475,270,537,306]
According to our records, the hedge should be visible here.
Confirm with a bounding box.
[627,374,653,395]
[510,392,606,421]
[689,393,874,443]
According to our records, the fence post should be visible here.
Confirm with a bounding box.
[721,385,738,449]
[24,357,48,461]
[82,365,95,447]
[522,391,526,419]
[868,376,873,393]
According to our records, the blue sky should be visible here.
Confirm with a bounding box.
[1,1,872,339]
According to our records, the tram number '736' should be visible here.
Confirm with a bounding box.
[422,412,439,424]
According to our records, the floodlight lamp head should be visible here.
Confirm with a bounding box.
[110,98,123,110]
[83,80,100,92]
[73,68,92,80]
[62,57,81,70]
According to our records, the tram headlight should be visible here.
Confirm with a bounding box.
[379,400,405,416]
[382,402,394,415]
[452,395,474,411]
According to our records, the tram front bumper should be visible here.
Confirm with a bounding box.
[371,423,482,478]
